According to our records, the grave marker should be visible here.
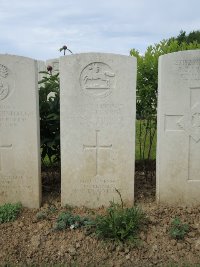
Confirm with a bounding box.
[0,55,41,208]
[157,50,200,205]
[60,53,136,208]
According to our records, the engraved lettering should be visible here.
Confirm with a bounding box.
[0,109,32,127]
[174,59,200,81]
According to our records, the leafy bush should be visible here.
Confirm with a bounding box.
[95,202,146,243]
[38,68,60,165]
[38,45,72,165]
[54,211,93,231]
[0,203,22,223]
[169,217,189,240]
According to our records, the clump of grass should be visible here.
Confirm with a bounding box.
[35,204,58,221]
[53,211,93,231]
[95,201,146,243]
[0,202,22,223]
[169,217,189,240]
[48,205,57,214]
[36,211,48,220]
[53,189,146,244]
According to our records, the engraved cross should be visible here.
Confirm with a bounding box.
[165,87,200,142]
[83,130,112,176]
[165,87,200,181]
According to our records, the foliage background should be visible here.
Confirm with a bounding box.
[38,31,200,168]
[39,70,60,165]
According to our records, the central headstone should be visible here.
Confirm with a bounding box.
[60,53,136,208]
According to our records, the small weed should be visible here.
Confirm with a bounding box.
[48,205,57,213]
[95,201,146,243]
[169,217,189,240]
[36,211,48,220]
[53,211,93,231]
[0,202,22,223]
[35,204,58,221]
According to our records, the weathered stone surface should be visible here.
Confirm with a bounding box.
[60,53,136,208]
[0,55,41,208]
[157,50,200,205]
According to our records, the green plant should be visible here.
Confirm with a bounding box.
[48,205,57,213]
[39,45,73,165]
[54,211,93,231]
[135,120,157,160]
[169,217,189,240]
[169,30,200,45]
[36,211,48,220]
[0,202,22,223]
[36,204,58,220]
[39,67,60,165]
[95,202,146,243]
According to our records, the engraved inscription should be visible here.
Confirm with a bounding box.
[0,109,32,128]
[67,103,124,117]
[83,130,112,176]
[0,175,33,199]
[174,59,200,81]
[0,64,9,100]
[81,183,116,193]
[80,62,115,97]
[75,176,119,194]
[66,103,125,127]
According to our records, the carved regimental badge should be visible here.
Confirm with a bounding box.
[80,62,115,97]
[0,64,9,101]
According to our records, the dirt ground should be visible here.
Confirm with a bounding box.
[0,168,200,267]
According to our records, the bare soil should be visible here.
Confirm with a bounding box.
[0,167,200,267]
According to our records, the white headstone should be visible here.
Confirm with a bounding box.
[60,53,136,208]
[157,50,200,205]
[0,55,41,208]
